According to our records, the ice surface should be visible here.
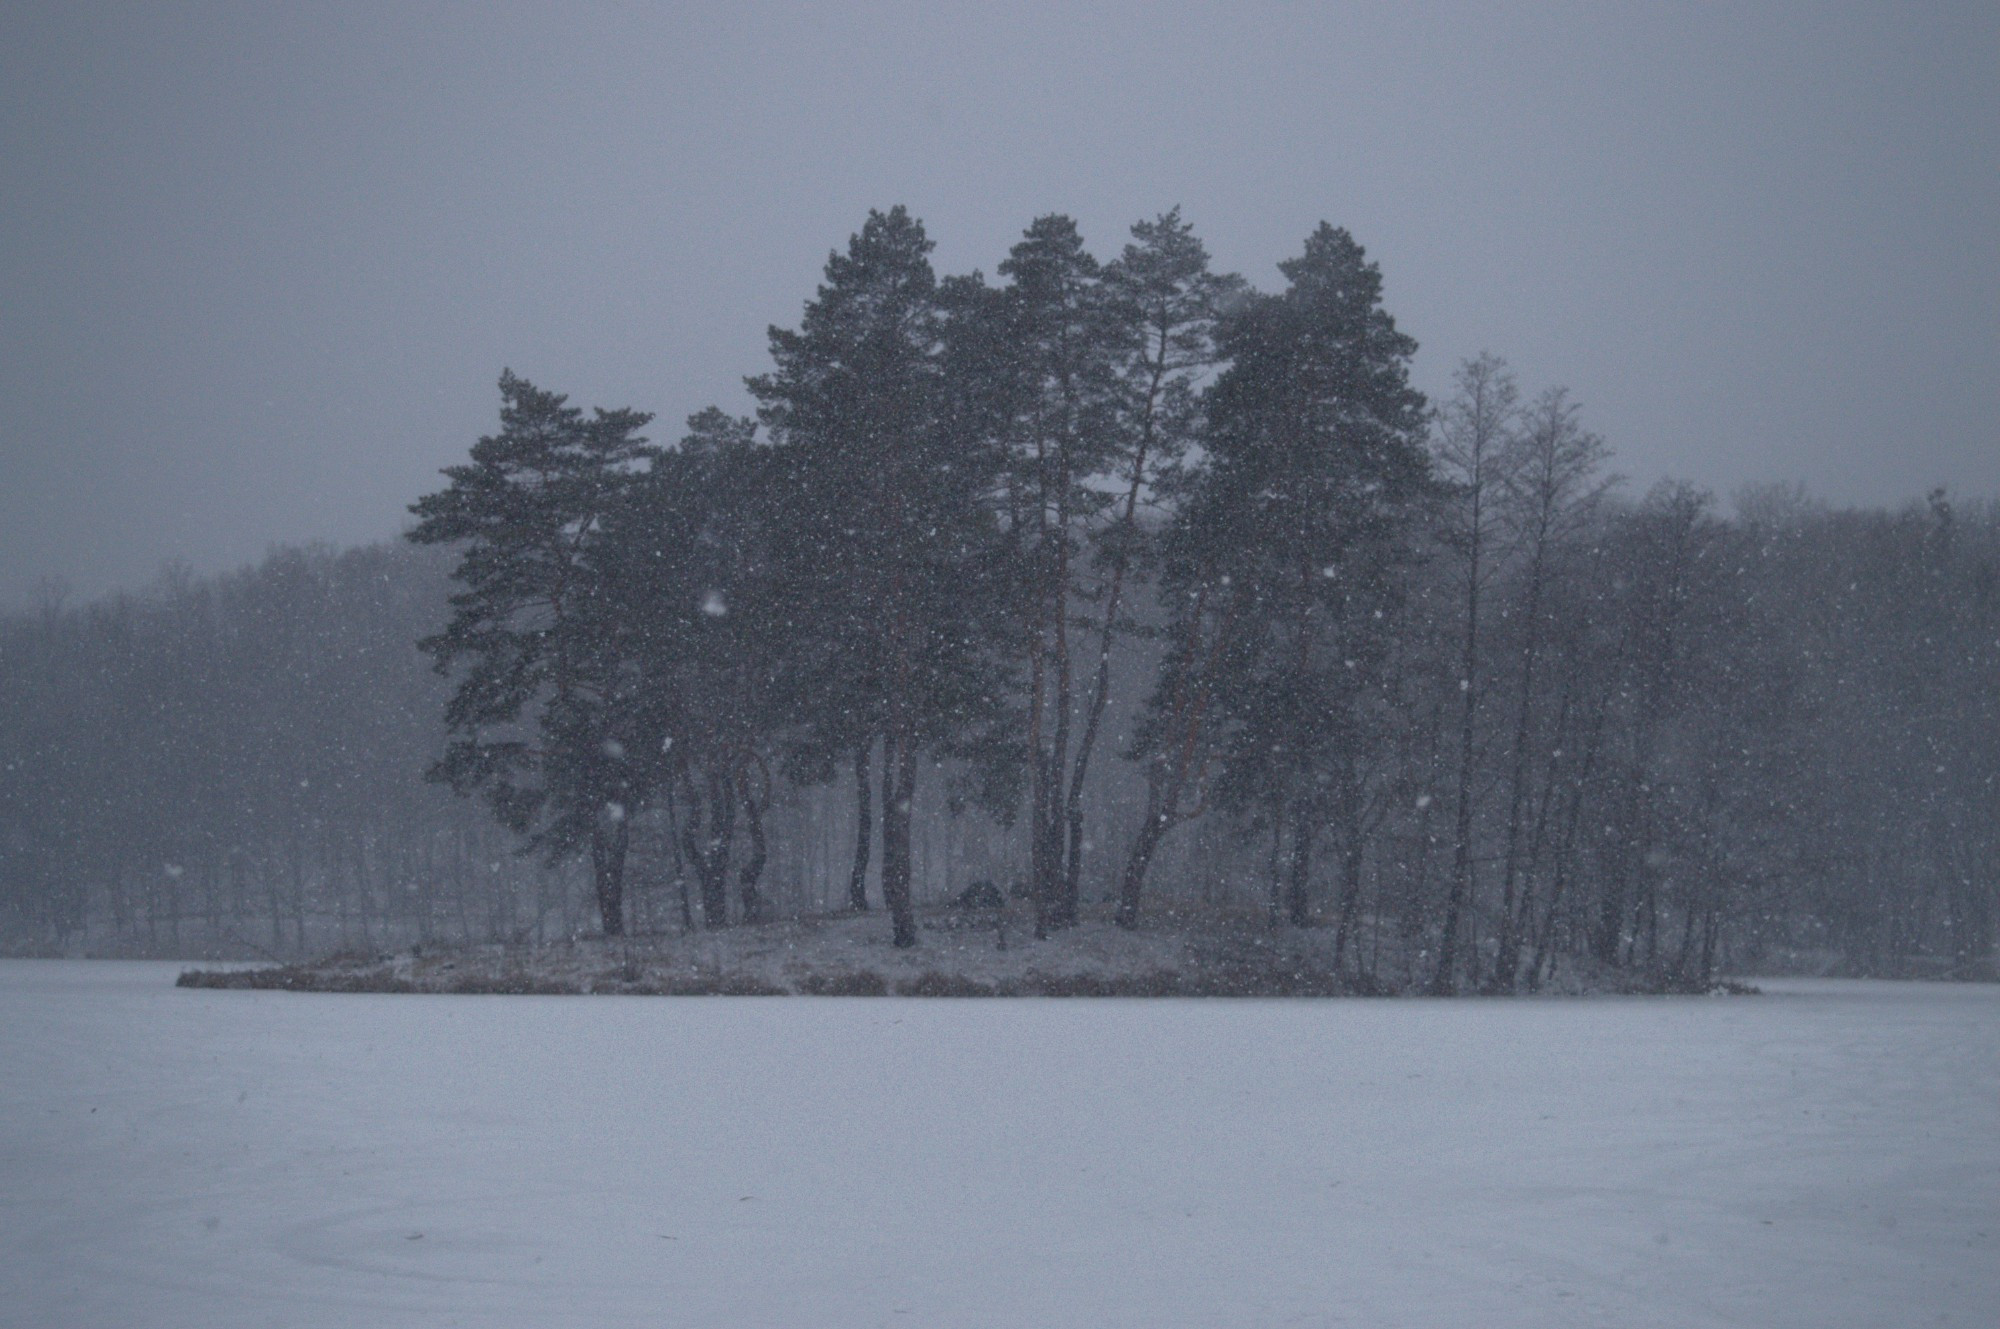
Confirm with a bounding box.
[2,963,1995,1328]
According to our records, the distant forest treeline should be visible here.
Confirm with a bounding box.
[2,207,1994,987]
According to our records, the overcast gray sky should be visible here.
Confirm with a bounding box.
[3,1,1995,605]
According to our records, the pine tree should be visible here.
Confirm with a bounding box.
[406,371,655,936]
[750,207,1007,947]
[1121,224,1432,931]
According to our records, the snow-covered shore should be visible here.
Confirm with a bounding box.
[174,907,1747,997]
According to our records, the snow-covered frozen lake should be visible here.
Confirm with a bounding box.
[2,963,1994,1328]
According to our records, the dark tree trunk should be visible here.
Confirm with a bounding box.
[1490,569,1549,992]
[1592,775,1641,969]
[1046,535,1077,929]
[1492,633,1576,992]
[737,767,769,925]
[681,770,734,929]
[590,817,629,937]
[1284,817,1316,928]
[1061,566,1122,933]
[664,787,695,932]
[879,731,918,948]
[1434,645,1481,994]
[1060,694,1098,926]
[1331,816,1368,973]
[1116,741,1200,932]
[1028,625,1078,934]
[1529,715,1601,988]
[847,743,873,911]
[1672,891,1703,988]
[1111,603,1228,930]
[1265,810,1287,927]
[1115,788,1169,931]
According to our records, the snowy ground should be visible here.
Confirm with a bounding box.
[170,908,1724,996]
[3,964,1994,1328]
[178,912,1362,997]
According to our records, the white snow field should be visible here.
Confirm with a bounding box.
[2,964,1994,1329]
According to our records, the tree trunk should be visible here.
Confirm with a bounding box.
[1265,810,1287,927]
[681,770,734,929]
[1434,577,1482,995]
[1115,779,1170,931]
[1672,890,1703,988]
[1112,587,1235,930]
[1061,551,1130,933]
[736,767,769,925]
[879,731,919,948]
[1047,530,1077,927]
[1331,814,1368,973]
[1028,628,1053,937]
[1284,815,1316,928]
[1529,689,1605,989]
[1490,560,1549,992]
[1592,767,1642,968]
[664,787,694,932]
[590,817,628,937]
[847,743,873,911]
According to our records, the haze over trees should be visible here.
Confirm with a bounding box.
[1,207,1994,988]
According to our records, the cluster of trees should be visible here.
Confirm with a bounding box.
[3,206,1993,986]
[404,208,1443,957]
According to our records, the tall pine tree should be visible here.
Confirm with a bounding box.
[407,372,656,936]
[751,207,1008,947]
[1121,224,1432,931]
